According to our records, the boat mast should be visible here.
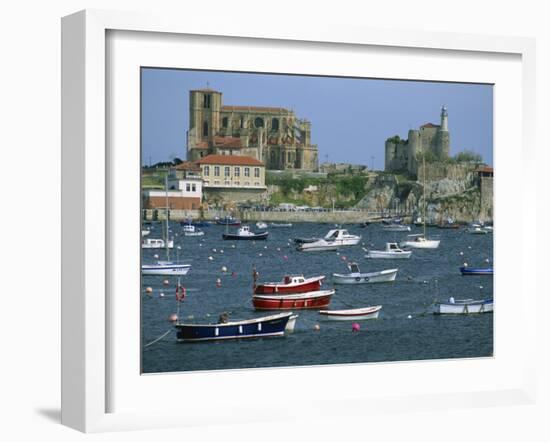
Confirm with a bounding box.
[165,173,170,261]
[423,154,427,239]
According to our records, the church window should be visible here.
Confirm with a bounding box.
[271,118,279,131]
[254,117,264,128]
[202,121,209,137]
[203,94,211,108]
[240,116,244,128]
[222,117,228,128]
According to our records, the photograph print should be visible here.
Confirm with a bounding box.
[140,68,494,374]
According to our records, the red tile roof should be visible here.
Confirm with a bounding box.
[174,161,201,171]
[476,166,494,174]
[420,123,440,128]
[196,154,264,166]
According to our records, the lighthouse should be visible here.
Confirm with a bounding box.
[440,105,448,132]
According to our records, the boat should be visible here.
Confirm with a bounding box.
[332,262,398,284]
[296,238,339,252]
[222,225,269,240]
[183,225,205,237]
[141,229,150,237]
[323,229,361,246]
[175,312,294,342]
[459,266,493,276]
[399,233,440,249]
[141,238,174,249]
[357,221,371,228]
[293,236,320,244]
[382,217,402,225]
[216,215,241,226]
[285,314,299,333]
[270,222,293,227]
[434,298,493,314]
[254,274,326,294]
[141,176,191,275]
[438,222,461,229]
[180,219,211,227]
[413,216,423,227]
[365,242,412,259]
[256,221,268,229]
[466,223,491,234]
[252,289,335,310]
[319,305,382,321]
[382,224,411,232]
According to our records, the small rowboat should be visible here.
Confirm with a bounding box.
[332,262,397,284]
[175,312,293,342]
[460,267,493,276]
[254,274,325,294]
[141,262,191,276]
[319,305,382,321]
[222,225,269,240]
[434,299,493,315]
[252,289,334,310]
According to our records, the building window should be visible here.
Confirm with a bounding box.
[254,182,260,186]
[234,167,240,177]
[224,166,230,177]
[244,167,250,177]
[186,183,191,192]
[214,180,220,185]
[203,121,209,137]
[244,181,250,186]
[254,168,260,178]
[214,166,220,177]
[191,183,196,192]
[234,181,240,186]
[222,117,228,128]
[240,116,244,128]
[287,151,291,162]
[254,117,264,128]
[203,166,209,176]
[224,180,231,186]
[203,94,211,109]
[271,118,279,131]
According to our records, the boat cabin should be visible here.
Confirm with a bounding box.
[143,238,165,247]
[386,242,401,251]
[325,229,351,240]
[347,262,360,274]
[283,275,305,285]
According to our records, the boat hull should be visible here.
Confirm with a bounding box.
[365,251,411,259]
[399,239,440,249]
[252,290,334,310]
[435,300,493,314]
[222,231,269,240]
[141,264,191,275]
[332,268,398,284]
[254,276,325,294]
[460,267,493,276]
[319,306,382,321]
[175,313,292,342]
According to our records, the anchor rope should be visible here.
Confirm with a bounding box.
[144,329,172,348]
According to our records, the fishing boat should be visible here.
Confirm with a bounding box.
[256,221,268,229]
[254,274,326,294]
[332,262,398,284]
[460,266,493,276]
[434,298,493,314]
[252,289,335,310]
[216,215,241,226]
[141,238,174,249]
[175,312,294,342]
[296,238,339,252]
[222,225,269,240]
[399,233,440,249]
[183,225,204,237]
[319,305,382,321]
[323,229,361,246]
[141,176,191,275]
[365,242,412,259]
[270,222,293,227]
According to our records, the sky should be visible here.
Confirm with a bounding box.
[141,68,493,170]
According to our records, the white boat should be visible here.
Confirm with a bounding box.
[285,314,299,333]
[365,242,412,259]
[435,298,493,314]
[183,224,204,237]
[142,229,150,237]
[270,222,293,227]
[399,234,440,249]
[297,238,339,252]
[256,221,268,229]
[319,305,382,321]
[323,229,361,246]
[332,262,398,284]
[141,238,174,249]
[466,224,491,234]
[382,224,411,232]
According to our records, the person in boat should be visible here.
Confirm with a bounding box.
[218,312,229,324]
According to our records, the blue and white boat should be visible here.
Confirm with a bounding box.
[175,312,294,342]
[460,267,493,276]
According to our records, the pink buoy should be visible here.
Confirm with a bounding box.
[168,313,178,322]
[352,323,361,332]
[341,256,347,261]
[216,278,222,288]
[283,255,288,260]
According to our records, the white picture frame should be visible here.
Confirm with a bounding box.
[61,9,537,433]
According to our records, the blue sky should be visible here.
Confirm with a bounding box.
[141,68,493,169]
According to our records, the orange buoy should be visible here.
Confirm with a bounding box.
[145,287,153,295]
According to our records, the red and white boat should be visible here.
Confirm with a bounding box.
[254,274,325,295]
[252,289,334,310]
[319,305,382,321]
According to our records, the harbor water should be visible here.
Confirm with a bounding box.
[141,222,493,373]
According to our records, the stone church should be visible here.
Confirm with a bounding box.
[186,88,319,171]
[385,106,451,176]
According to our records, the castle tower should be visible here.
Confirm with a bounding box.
[436,105,450,159]
[407,129,420,175]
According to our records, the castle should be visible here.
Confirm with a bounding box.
[186,88,319,171]
[385,106,450,176]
